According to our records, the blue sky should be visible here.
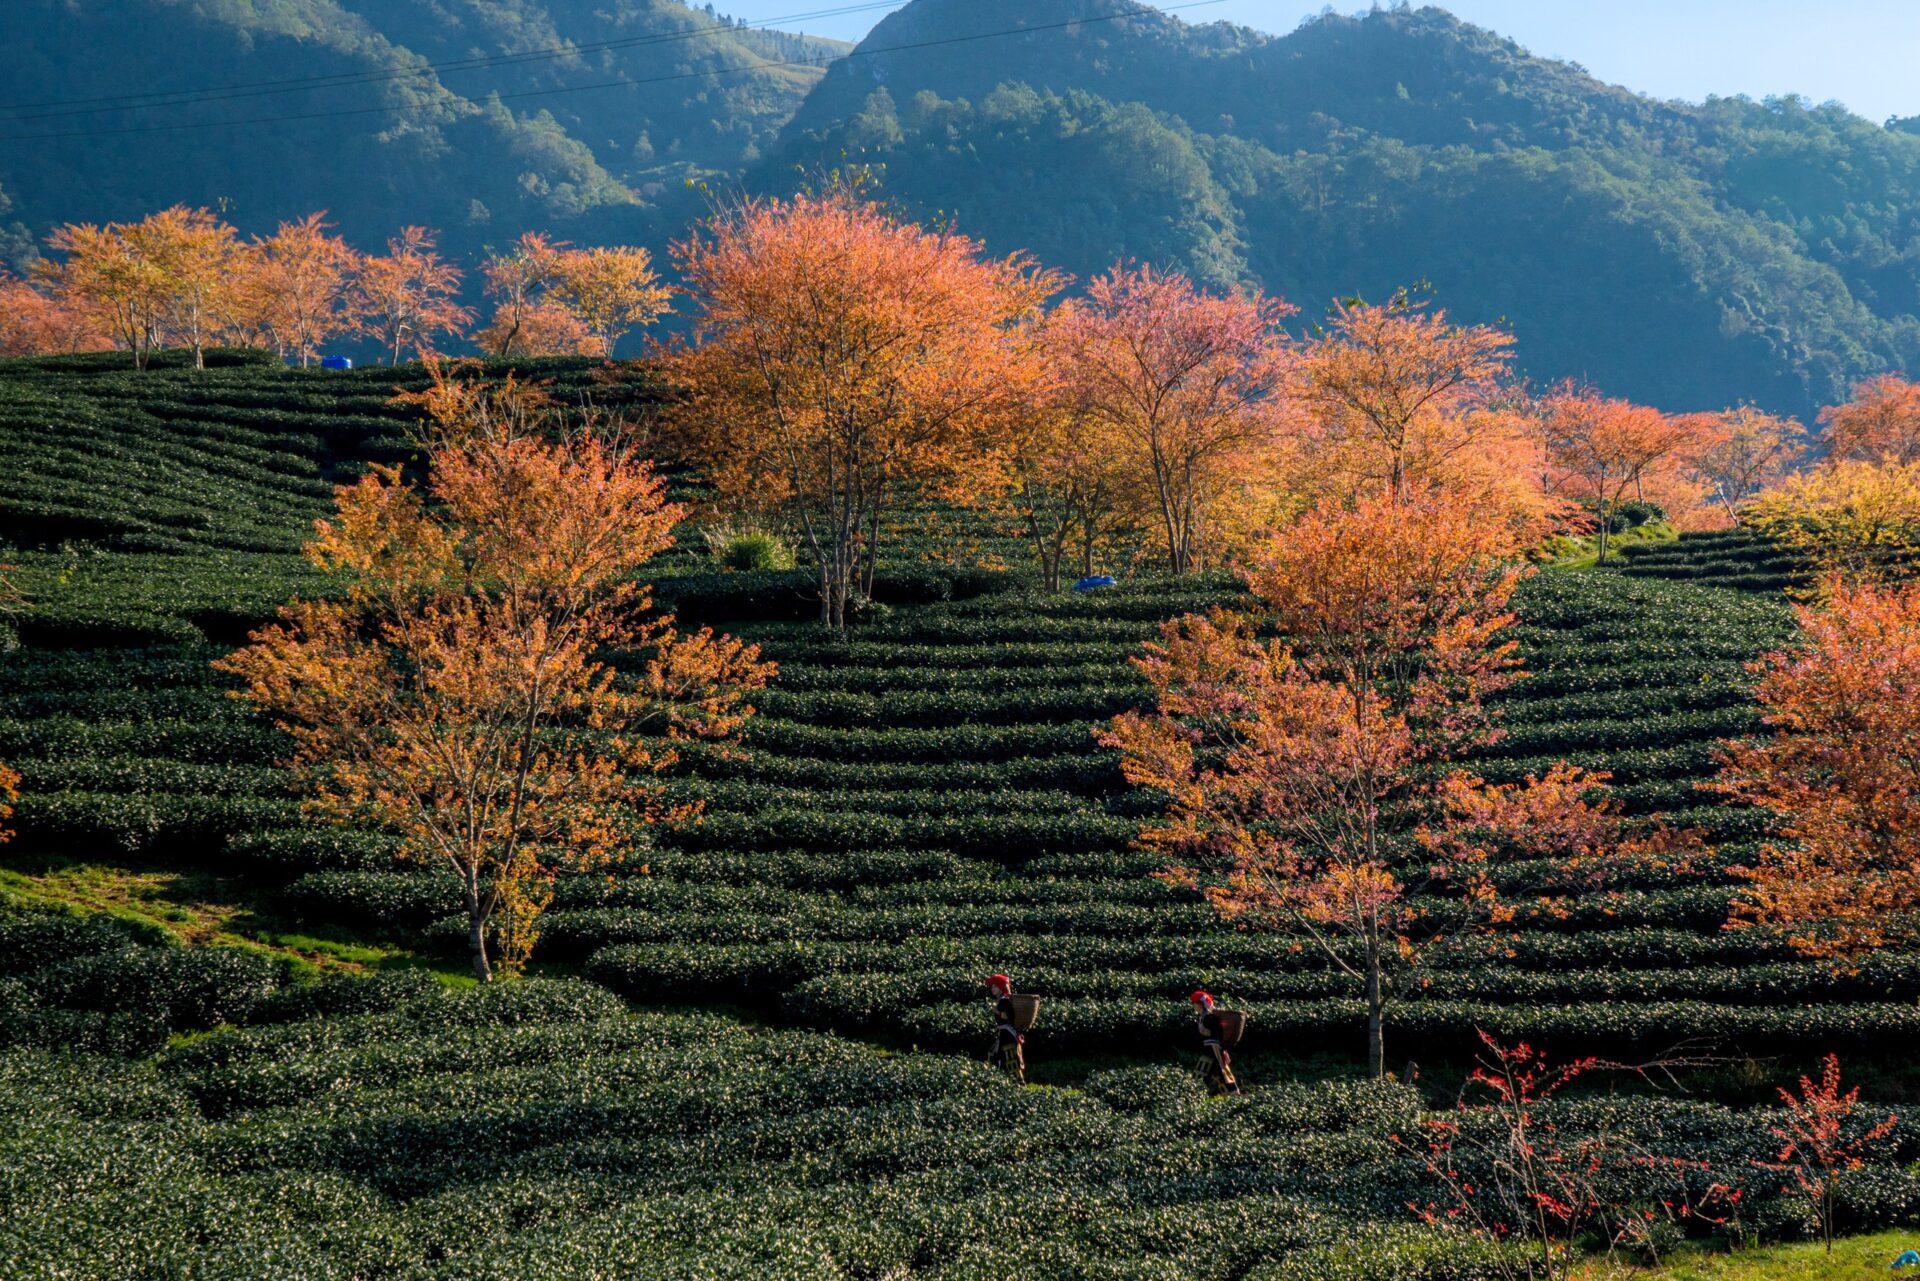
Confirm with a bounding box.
[722,1,1920,124]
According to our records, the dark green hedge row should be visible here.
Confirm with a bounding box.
[749,682,1143,728]
[0,911,283,1055]
[677,743,1122,793]
[12,790,301,857]
[8,975,1896,1278]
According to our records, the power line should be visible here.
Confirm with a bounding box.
[0,1,1223,143]
[0,1,903,122]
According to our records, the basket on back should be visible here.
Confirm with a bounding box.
[1214,1010,1246,1047]
[1008,994,1041,1032]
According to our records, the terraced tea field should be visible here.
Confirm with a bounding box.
[5,354,1920,1276]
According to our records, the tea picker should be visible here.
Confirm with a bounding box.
[984,974,1039,1084]
[1190,990,1244,1095]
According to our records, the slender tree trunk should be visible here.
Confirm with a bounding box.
[466,882,493,983]
[861,501,881,600]
[1365,935,1386,1079]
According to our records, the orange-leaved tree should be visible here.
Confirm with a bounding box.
[1756,1054,1898,1254]
[1295,290,1514,504]
[667,187,1059,627]
[1679,405,1806,518]
[550,244,673,359]
[1710,578,1920,960]
[43,206,243,369]
[0,758,15,845]
[146,205,242,371]
[41,207,242,369]
[1818,373,1920,466]
[231,213,361,366]
[354,226,472,365]
[1539,385,1691,563]
[215,365,775,980]
[995,372,1145,591]
[0,272,109,356]
[476,232,594,357]
[1101,491,1670,1075]
[1046,263,1294,575]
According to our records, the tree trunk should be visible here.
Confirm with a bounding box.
[1365,940,1386,1079]
[1595,507,1612,565]
[467,902,493,983]
[860,502,881,601]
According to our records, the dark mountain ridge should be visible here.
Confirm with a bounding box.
[758,0,1920,417]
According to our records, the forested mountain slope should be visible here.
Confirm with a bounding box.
[0,0,843,269]
[761,0,1920,418]
[7,0,1920,417]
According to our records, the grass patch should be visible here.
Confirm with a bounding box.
[0,850,470,983]
[1577,1231,1917,1278]
[1548,520,1680,570]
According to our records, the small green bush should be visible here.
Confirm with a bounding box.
[721,531,795,572]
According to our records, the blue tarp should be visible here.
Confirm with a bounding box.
[320,355,353,370]
[1072,575,1117,592]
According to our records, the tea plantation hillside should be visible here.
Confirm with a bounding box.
[7,354,1920,1075]
[11,933,1914,1281]
[8,355,1920,1275]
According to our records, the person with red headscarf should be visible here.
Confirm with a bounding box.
[1190,990,1240,1095]
[984,974,1027,1084]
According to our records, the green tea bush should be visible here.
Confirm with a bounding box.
[2,977,1899,1280]
[0,909,284,1054]
[719,530,795,572]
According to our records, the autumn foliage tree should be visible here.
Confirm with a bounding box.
[1679,405,1806,518]
[476,233,667,359]
[1295,290,1515,505]
[232,213,361,366]
[550,244,673,359]
[477,232,572,357]
[667,188,1059,626]
[1755,1055,1898,1254]
[216,366,775,980]
[0,273,108,356]
[354,226,472,365]
[42,206,239,369]
[1539,386,1691,562]
[0,762,14,845]
[1745,459,1920,586]
[1711,578,1920,960]
[1046,264,1293,575]
[1102,491,1668,1075]
[997,390,1142,591]
[1818,373,1920,465]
